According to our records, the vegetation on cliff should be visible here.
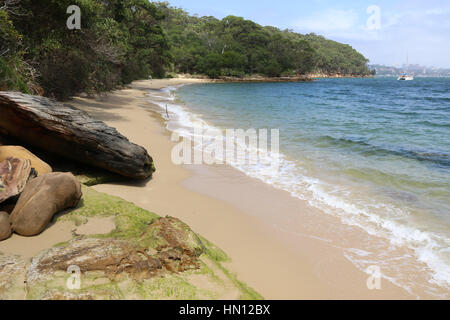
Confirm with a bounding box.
[0,0,373,100]
[157,2,373,78]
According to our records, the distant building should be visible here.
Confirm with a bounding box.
[369,64,450,77]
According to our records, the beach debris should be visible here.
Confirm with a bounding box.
[0,211,11,241]
[10,172,82,237]
[0,157,36,204]
[0,146,52,176]
[0,92,154,179]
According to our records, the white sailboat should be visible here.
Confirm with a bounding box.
[398,54,414,81]
[398,73,414,81]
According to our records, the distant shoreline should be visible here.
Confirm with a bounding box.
[174,73,374,83]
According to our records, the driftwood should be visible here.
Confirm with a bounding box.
[0,157,35,204]
[0,92,154,179]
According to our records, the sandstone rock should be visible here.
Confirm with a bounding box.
[0,212,11,241]
[10,172,82,236]
[0,146,52,176]
[29,217,205,283]
[0,92,154,179]
[145,217,204,251]
[0,157,35,204]
[139,217,205,273]
[28,238,164,283]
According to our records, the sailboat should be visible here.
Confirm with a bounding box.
[398,73,414,81]
[398,54,414,81]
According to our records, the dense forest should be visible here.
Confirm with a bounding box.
[0,0,170,99]
[0,0,373,100]
[157,2,373,78]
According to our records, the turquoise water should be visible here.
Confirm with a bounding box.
[150,77,450,293]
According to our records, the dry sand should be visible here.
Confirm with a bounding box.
[67,79,415,299]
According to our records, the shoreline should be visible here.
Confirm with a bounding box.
[69,79,426,299]
[174,74,374,83]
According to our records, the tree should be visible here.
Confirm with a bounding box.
[1,0,172,99]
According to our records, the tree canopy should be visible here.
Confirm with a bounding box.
[1,0,170,99]
[157,2,372,78]
[0,0,373,100]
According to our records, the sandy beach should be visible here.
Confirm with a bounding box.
[60,78,424,300]
[1,0,448,304]
[0,77,436,299]
[2,78,436,299]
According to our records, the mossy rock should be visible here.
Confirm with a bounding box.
[19,186,263,300]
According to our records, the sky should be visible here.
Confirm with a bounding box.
[163,0,450,68]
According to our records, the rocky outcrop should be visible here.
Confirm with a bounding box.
[27,218,206,299]
[28,238,164,283]
[0,185,260,300]
[0,212,11,241]
[0,92,154,179]
[0,146,52,176]
[0,157,36,204]
[27,216,206,282]
[10,172,82,236]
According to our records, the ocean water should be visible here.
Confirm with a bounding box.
[148,77,450,297]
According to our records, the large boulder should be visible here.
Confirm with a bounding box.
[10,172,82,236]
[0,146,52,176]
[0,92,154,179]
[0,211,11,241]
[0,157,36,204]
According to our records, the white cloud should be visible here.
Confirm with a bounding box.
[290,5,450,67]
[294,9,358,32]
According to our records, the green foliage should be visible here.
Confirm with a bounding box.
[0,3,33,92]
[304,33,371,75]
[156,2,371,78]
[0,1,372,99]
[0,57,29,93]
[0,0,171,99]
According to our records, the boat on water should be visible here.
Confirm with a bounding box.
[398,72,414,81]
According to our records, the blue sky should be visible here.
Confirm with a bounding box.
[162,0,450,68]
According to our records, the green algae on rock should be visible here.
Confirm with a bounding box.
[1,185,262,300]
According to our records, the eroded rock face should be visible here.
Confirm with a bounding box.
[28,238,164,283]
[141,217,205,273]
[0,146,52,176]
[0,157,36,204]
[10,172,82,236]
[25,217,207,299]
[29,217,204,283]
[0,92,154,179]
[0,212,11,241]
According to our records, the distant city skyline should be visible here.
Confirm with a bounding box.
[162,0,450,68]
